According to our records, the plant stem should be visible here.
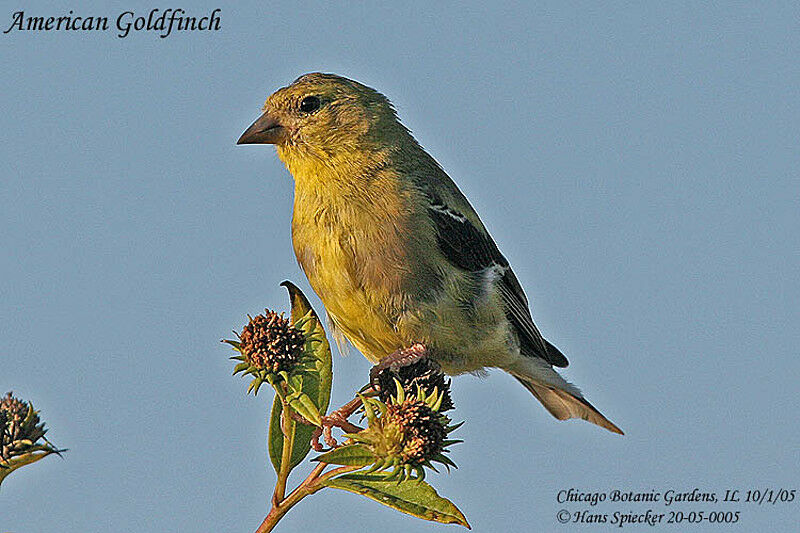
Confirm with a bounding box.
[256,389,370,532]
[255,463,361,533]
[272,397,295,505]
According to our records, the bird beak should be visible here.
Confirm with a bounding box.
[237,111,285,145]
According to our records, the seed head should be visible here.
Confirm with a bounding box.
[384,398,447,465]
[371,346,454,412]
[348,390,460,480]
[1,392,48,464]
[238,311,304,373]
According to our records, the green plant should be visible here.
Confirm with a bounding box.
[0,392,63,488]
[224,282,468,532]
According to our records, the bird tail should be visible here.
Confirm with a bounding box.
[509,369,624,435]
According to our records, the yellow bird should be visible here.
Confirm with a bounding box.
[238,73,622,434]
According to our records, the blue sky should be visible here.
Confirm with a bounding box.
[2,2,798,531]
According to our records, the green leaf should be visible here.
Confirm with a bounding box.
[267,396,284,473]
[314,444,376,467]
[282,281,333,416]
[325,473,470,528]
[284,387,322,427]
[267,392,319,474]
[266,281,333,473]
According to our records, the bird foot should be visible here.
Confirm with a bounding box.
[310,392,371,451]
[369,343,431,384]
[308,345,433,451]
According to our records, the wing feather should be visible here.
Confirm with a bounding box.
[425,192,568,367]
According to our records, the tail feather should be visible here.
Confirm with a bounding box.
[513,375,624,435]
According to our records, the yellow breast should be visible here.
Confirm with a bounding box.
[290,174,415,361]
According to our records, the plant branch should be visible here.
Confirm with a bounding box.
[256,463,361,533]
[257,390,373,532]
[272,387,295,506]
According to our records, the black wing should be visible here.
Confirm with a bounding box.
[426,194,568,367]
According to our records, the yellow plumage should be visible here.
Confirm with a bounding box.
[238,73,622,434]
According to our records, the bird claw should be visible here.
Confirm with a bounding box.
[369,343,432,384]
[308,345,433,452]
[309,393,370,451]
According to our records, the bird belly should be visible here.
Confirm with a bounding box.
[291,196,519,373]
[293,223,406,362]
[304,269,405,362]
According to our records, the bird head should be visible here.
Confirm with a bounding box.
[238,73,404,162]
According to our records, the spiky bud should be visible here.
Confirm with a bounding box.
[1,392,48,464]
[371,345,454,412]
[238,311,304,373]
[348,384,460,480]
[384,398,447,465]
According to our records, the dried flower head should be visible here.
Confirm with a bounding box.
[371,345,454,412]
[1,392,29,426]
[225,310,309,395]
[385,399,447,464]
[238,311,305,373]
[1,392,59,471]
[347,385,460,480]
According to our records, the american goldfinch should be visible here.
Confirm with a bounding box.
[238,73,622,434]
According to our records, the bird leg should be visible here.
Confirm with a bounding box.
[309,392,371,451]
[369,343,430,384]
[308,344,432,451]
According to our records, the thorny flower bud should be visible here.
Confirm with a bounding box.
[371,345,454,412]
[1,392,50,465]
[348,385,460,480]
[225,309,310,395]
[238,311,304,373]
[385,399,447,465]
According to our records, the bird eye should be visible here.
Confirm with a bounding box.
[299,95,321,113]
